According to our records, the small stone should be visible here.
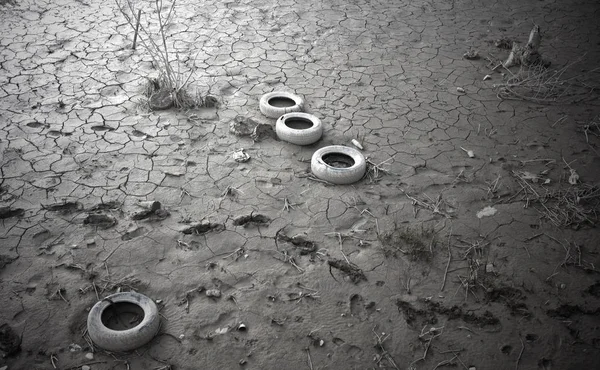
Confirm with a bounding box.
[179,334,185,340]
[69,343,82,352]
[468,367,476,370]
[82,366,91,370]
[85,352,94,360]
[0,365,8,370]
[456,87,466,93]
[232,149,251,163]
[205,289,222,298]
[483,74,492,81]
[239,359,247,366]
[485,263,495,273]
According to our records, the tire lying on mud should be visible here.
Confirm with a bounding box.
[276,112,323,145]
[87,292,160,352]
[259,91,304,118]
[311,145,367,185]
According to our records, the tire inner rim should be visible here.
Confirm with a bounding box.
[101,302,145,331]
[268,97,296,107]
[322,153,355,168]
[284,117,313,129]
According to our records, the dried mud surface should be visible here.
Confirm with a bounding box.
[1,0,600,369]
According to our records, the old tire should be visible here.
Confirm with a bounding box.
[259,91,304,118]
[87,292,160,352]
[276,112,323,145]
[311,145,367,185]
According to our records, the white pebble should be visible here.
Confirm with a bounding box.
[85,352,94,360]
[82,366,91,370]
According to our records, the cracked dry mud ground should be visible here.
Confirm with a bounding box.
[1,0,600,369]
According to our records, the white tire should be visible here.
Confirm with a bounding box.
[87,292,160,352]
[259,91,304,118]
[311,145,367,185]
[276,112,323,145]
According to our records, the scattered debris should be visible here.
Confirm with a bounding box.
[205,289,222,298]
[568,169,579,185]
[351,139,363,150]
[229,115,258,136]
[494,37,513,49]
[232,148,251,163]
[328,258,367,283]
[476,206,497,218]
[149,89,174,111]
[503,25,549,68]
[511,172,599,227]
[460,146,475,158]
[251,123,277,141]
[232,214,271,227]
[463,50,480,60]
[132,200,170,221]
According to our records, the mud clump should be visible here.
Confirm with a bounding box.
[182,222,224,235]
[232,214,271,227]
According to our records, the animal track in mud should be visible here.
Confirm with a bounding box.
[396,299,500,328]
[276,231,317,255]
[0,206,24,219]
[84,213,117,229]
[181,222,224,235]
[585,282,600,297]
[0,255,16,270]
[232,214,271,227]
[349,294,375,321]
[121,226,147,241]
[25,121,47,129]
[90,125,115,132]
[43,201,82,214]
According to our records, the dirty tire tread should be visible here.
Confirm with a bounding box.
[87,292,160,352]
[311,145,367,185]
[276,112,323,145]
[259,91,304,118]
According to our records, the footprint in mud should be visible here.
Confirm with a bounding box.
[349,294,375,321]
[0,206,25,219]
[232,214,271,227]
[346,344,363,359]
[121,226,147,241]
[90,125,115,132]
[84,213,117,229]
[181,222,224,235]
[43,201,82,214]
